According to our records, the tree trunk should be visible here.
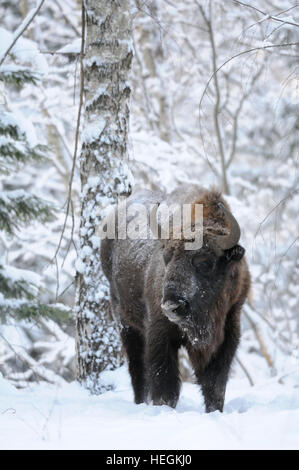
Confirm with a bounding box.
[75,0,133,393]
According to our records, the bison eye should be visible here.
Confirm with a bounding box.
[192,255,215,272]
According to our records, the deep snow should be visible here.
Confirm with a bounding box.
[1,366,299,450]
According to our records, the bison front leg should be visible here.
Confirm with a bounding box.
[189,349,229,413]
[200,368,228,413]
[146,319,181,408]
[191,303,241,413]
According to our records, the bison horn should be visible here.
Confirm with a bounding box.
[215,202,240,250]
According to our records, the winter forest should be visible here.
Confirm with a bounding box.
[0,0,299,450]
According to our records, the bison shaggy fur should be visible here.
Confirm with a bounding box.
[100,184,250,412]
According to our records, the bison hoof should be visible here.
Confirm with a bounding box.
[205,401,224,413]
[134,397,146,405]
[152,396,178,408]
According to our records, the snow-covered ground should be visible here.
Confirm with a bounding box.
[1,366,299,450]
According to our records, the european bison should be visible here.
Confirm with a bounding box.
[100,184,250,412]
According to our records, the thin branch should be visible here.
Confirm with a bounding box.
[62,199,77,268]
[134,0,185,56]
[0,0,46,66]
[199,42,299,113]
[233,0,299,28]
[39,50,81,56]
[132,34,156,133]
[243,310,274,370]
[55,256,59,301]
[226,62,265,169]
[53,0,81,36]
[244,304,291,351]
[254,187,299,241]
[0,332,59,385]
[197,1,230,194]
[52,1,85,264]
[57,279,75,299]
[236,356,254,386]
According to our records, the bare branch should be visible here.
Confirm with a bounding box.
[236,356,254,386]
[53,0,81,36]
[243,310,274,370]
[244,304,292,352]
[233,0,299,28]
[39,50,81,56]
[237,4,299,43]
[226,63,265,169]
[52,1,85,264]
[197,1,230,194]
[254,187,299,241]
[199,42,299,114]
[0,0,46,66]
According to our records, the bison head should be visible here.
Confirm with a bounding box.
[152,194,245,347]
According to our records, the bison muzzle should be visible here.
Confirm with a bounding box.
[100,184,250,412]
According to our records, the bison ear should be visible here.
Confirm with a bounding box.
[224,244,245,262]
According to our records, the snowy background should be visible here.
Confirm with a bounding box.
[1,366,299,449]
[0,0,298,450]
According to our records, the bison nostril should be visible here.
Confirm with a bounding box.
[161,301,180,312]
[161,298,188,316]
[176,298,188,308]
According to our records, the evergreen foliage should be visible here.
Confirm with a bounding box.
[0,67,40,89]
[0,61,68,322]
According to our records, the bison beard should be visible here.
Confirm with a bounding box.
[100,184,251,413]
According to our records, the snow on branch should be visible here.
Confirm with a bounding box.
[0,0,46,67]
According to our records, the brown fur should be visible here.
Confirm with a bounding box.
[101,184,251,412]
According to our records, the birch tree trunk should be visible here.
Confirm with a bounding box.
[75,0,133,393]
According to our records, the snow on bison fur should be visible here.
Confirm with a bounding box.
[100,184,250,412]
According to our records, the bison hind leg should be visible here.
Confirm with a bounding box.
[121,325,147,404]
